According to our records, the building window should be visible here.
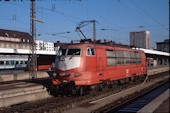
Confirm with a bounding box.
[0,43,4,47]
[23,39,25,42]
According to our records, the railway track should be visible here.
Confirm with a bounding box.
[0,70,169,113]
[100,78,169,113]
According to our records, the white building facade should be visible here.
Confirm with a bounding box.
[36,40,54,51]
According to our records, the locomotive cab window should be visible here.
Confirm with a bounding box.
[87,48,95,56]
[58,48,81,56]
[67,49,81,56]
[58,49,67,56]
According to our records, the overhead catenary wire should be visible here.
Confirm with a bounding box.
[129,0,168,31]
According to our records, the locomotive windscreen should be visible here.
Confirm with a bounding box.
[58,48,81,56]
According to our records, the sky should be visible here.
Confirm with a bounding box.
[0,0,169,49]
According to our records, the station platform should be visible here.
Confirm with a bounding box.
[0,71,54,82]
[154,97,169,113]
[0,81,51,108]
[147,66,169,75]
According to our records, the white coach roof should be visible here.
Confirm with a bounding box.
[0,48,56,55]
[133,48,170,56]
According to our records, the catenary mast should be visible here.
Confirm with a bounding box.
[29,0,37,78]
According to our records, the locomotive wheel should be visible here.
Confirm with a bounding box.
[98,84,103,91]
[79,87,84,96]
[49,85,59,96]
[118,79,125,85]
[130,77,135,82]
[134,76,139,82]
[125,78,130,83]
[107,81,114,88]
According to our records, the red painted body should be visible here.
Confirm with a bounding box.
[53,43,147,86]
[37,65,51,70]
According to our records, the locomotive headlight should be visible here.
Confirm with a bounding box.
[74,73,80,77]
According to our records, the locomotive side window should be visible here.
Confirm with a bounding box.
[106,49,142,66]
[115,50,124,65]
[87,48,95,56]
[136,52,141,63]
[130,52,136,64]
[123,51,131,64]
[106,49,116,65]
[91,48,95,55]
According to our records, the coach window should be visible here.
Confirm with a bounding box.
[0,61,4,65]
[6,61,9,65]
[11,61,14,65]
[25,61,28,64]
[87,48,95,56]
[20,61,24,64]
[16,61,19,65]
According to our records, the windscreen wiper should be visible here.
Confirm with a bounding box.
[69,51,79,59]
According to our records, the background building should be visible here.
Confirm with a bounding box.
[130,31,150,49]
[0,29,32,50]
[156,39,169,53]
[36,40,54,51]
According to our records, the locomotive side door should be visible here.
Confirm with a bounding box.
[96,47,104,80]
[97,57,103,75]
[86,47,97,72]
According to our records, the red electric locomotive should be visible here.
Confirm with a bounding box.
[51,40,147,95]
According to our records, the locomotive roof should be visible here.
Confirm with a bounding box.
[60,42,143,52]
[55,39,144,53]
